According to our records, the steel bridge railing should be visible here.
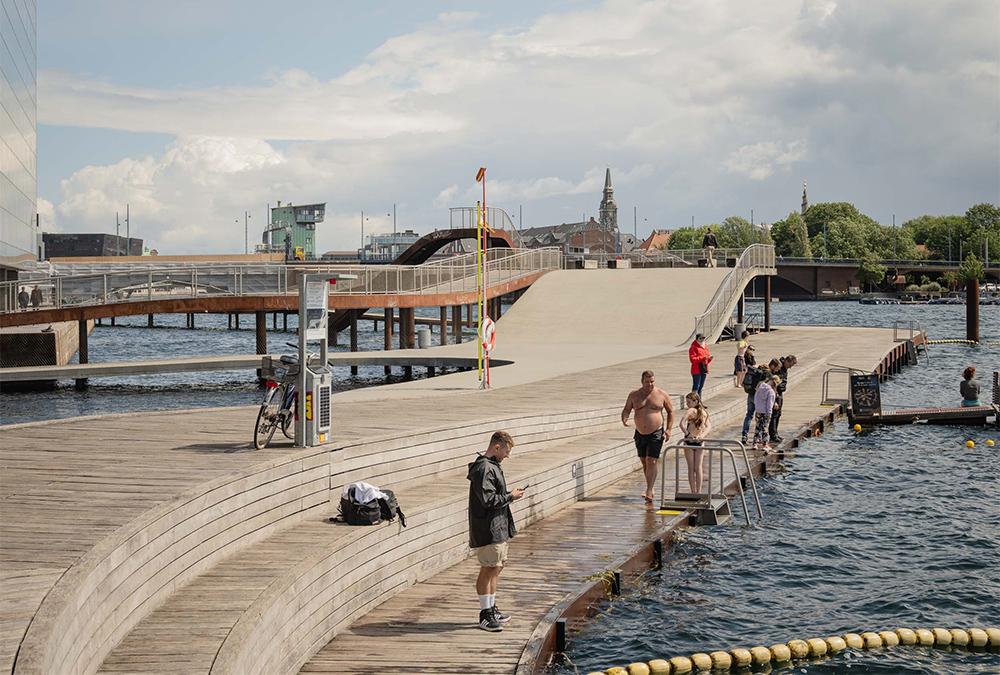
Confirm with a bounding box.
[1,247,562,315]
[688,244,776,344]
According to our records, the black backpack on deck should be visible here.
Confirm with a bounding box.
[378,489,407,527]
[339,487,382,526]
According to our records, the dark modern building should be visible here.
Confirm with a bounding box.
[42,233,143,259]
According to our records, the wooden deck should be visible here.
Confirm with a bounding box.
[0,326,903,675]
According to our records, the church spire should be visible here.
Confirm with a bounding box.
[599,167,618,235]
[604,167,613,194]
[801,179,809,215]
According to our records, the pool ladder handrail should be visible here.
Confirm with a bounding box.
[659,440,763,526]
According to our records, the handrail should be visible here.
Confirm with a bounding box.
[687,244,776,345]
[0,247,562,314]
[659,443,753,526]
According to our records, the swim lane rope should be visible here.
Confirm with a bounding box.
[584,626,1000,674]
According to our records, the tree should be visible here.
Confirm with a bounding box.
[939,271,958,290]
[666,226,709,250]
[958,253,984,283]
[771,212,812,258]
[803,202,878,239]
[964,203,999,264]
[857,255,887,292]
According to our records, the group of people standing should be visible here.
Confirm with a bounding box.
[16,286,43,309]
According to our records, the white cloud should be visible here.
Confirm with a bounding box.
[724,141,808,181]
[41,1,999,250]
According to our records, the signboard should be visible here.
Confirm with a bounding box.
[850,373,882,418]
[304,281,328,341]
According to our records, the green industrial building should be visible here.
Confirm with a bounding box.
[263,201,325,259]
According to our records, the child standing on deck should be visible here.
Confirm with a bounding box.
[680,392,712,493]
[752,376,781,451]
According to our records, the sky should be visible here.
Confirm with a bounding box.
[37,0,1000,254]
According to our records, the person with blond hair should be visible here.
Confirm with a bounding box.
[752,375,781,450]
[679,392,712,493]
[467,431,524,632]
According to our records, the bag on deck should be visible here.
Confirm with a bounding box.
[378,488,407,528]
[339,486,382,526]
[743,366,766,395]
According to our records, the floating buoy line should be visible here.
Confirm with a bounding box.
[584,627,1000,674]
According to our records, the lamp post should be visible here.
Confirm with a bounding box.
[244,210,251,254]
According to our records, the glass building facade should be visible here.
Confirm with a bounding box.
[1,0,37,272]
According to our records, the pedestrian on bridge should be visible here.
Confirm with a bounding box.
[467,431,524,632]
[30,286,42,308]
[17,287,29,309]
[689,333,713,396]
[702,227,719,267]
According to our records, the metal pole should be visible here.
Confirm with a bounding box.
[245,210,250,254]
[116,211,120,255]
[892,214,896,260]
[125,203,130,255]
[393,203,396,237]
[360,210,364,258]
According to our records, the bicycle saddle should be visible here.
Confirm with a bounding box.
[279,354,299,365]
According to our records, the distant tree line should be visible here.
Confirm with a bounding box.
[663,202,999,267]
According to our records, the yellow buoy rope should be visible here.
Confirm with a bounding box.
[582,626,999,675]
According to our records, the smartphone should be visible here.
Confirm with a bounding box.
[520,484,530,490]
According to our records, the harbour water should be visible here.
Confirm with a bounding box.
[1,300,993,425]
[552,306,999,674]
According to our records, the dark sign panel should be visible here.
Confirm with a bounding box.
[850,373,882,417]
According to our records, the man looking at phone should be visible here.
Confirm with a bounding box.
[467,430,525,632]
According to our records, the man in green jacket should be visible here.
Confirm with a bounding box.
[467,431,525,632]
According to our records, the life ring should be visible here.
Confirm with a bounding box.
[480,317,496,354]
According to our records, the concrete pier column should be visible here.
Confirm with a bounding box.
[439,306,448,346]
[227,313,233,330]
[349,312,359,376]
[384,308,394,375]
[76,319,89,390]
[764,276,772,332]
[147,313,154,328]
[452,305,462,343]
[255,311,267,355]
[398,308,407,350]
[282,313,288,331]
[737,292,745,324]
[235,313,241,330]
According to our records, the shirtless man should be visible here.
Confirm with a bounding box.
[622,370,675,503]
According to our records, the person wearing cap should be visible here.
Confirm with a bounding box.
[734,331,752,388]
[688,333,713,396]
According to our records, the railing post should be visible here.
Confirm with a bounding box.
[147,272,152,300]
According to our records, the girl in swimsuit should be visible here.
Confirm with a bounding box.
[680,392,712,493]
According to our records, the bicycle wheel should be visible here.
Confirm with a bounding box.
[254,386,281,449]
[280,388,295,439]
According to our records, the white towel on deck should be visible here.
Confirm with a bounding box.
[343,481,387,504]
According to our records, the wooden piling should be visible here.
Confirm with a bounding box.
[384,308,394,375]
[764,276,772,332]
[75,319,88,390]
[737,292,745,323]
[405,308,416,349]
[255,311,267,355]
[147,313,154,328]
[439,307,448,346]
[350,312,359,376]
[452,305,462,344]
[966,278,980,342]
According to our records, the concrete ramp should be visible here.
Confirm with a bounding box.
[336,267,731,399]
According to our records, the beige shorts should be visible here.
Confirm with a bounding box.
[474,541,509,568]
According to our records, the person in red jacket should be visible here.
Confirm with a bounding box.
[689,333,712,396]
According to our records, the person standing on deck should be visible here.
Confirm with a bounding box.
[467,431,524,632]
[702,227,719,267]
[689,334,713,396]
[768,354,797,443]
[680,392,712,493]
[734,331,751,388]
[622,370,675,504]
[752,376,780,450]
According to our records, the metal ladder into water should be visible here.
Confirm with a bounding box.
[659,439,764,526]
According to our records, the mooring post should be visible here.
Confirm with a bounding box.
[966,278,980,342]
[452,305,462,344]
[350,312,359,376]
[439,306,448,346]
[764,276,772,332]
[653,539,664,569]
[611,570,622,595]
[555,618,567,653]
[384,307,394,375]
[76,318,89,390]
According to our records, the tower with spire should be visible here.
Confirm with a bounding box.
[599,168,618,235]
[801,179,809,215]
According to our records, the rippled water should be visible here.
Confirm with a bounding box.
[553,309,1000,674]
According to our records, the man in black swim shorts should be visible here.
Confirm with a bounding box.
[622,370,675,503]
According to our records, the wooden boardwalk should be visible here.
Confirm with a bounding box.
[0,326,901,675]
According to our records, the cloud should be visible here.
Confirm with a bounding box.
[724,141,808,180]
[40,1,999,250]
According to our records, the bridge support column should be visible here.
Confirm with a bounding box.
[350,312,359,376]
[110,316,116,327]
[405,308,416,349]
[452,305,462,344]
[438,307,448,346]
[737,292,745,324]
[764,276,772,332]
[255,311,267,355]
[235,313,240,330]
[398,309,408,350]
[272,312,278,330]
[75,319,88,390]
[466,304,474,328]
[328,313,339,346]
[227,313,232,329]
[384,308,393,375]
[283,313,288,331]
[147,313,154,328]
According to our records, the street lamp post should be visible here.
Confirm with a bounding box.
[244,210,251,254]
